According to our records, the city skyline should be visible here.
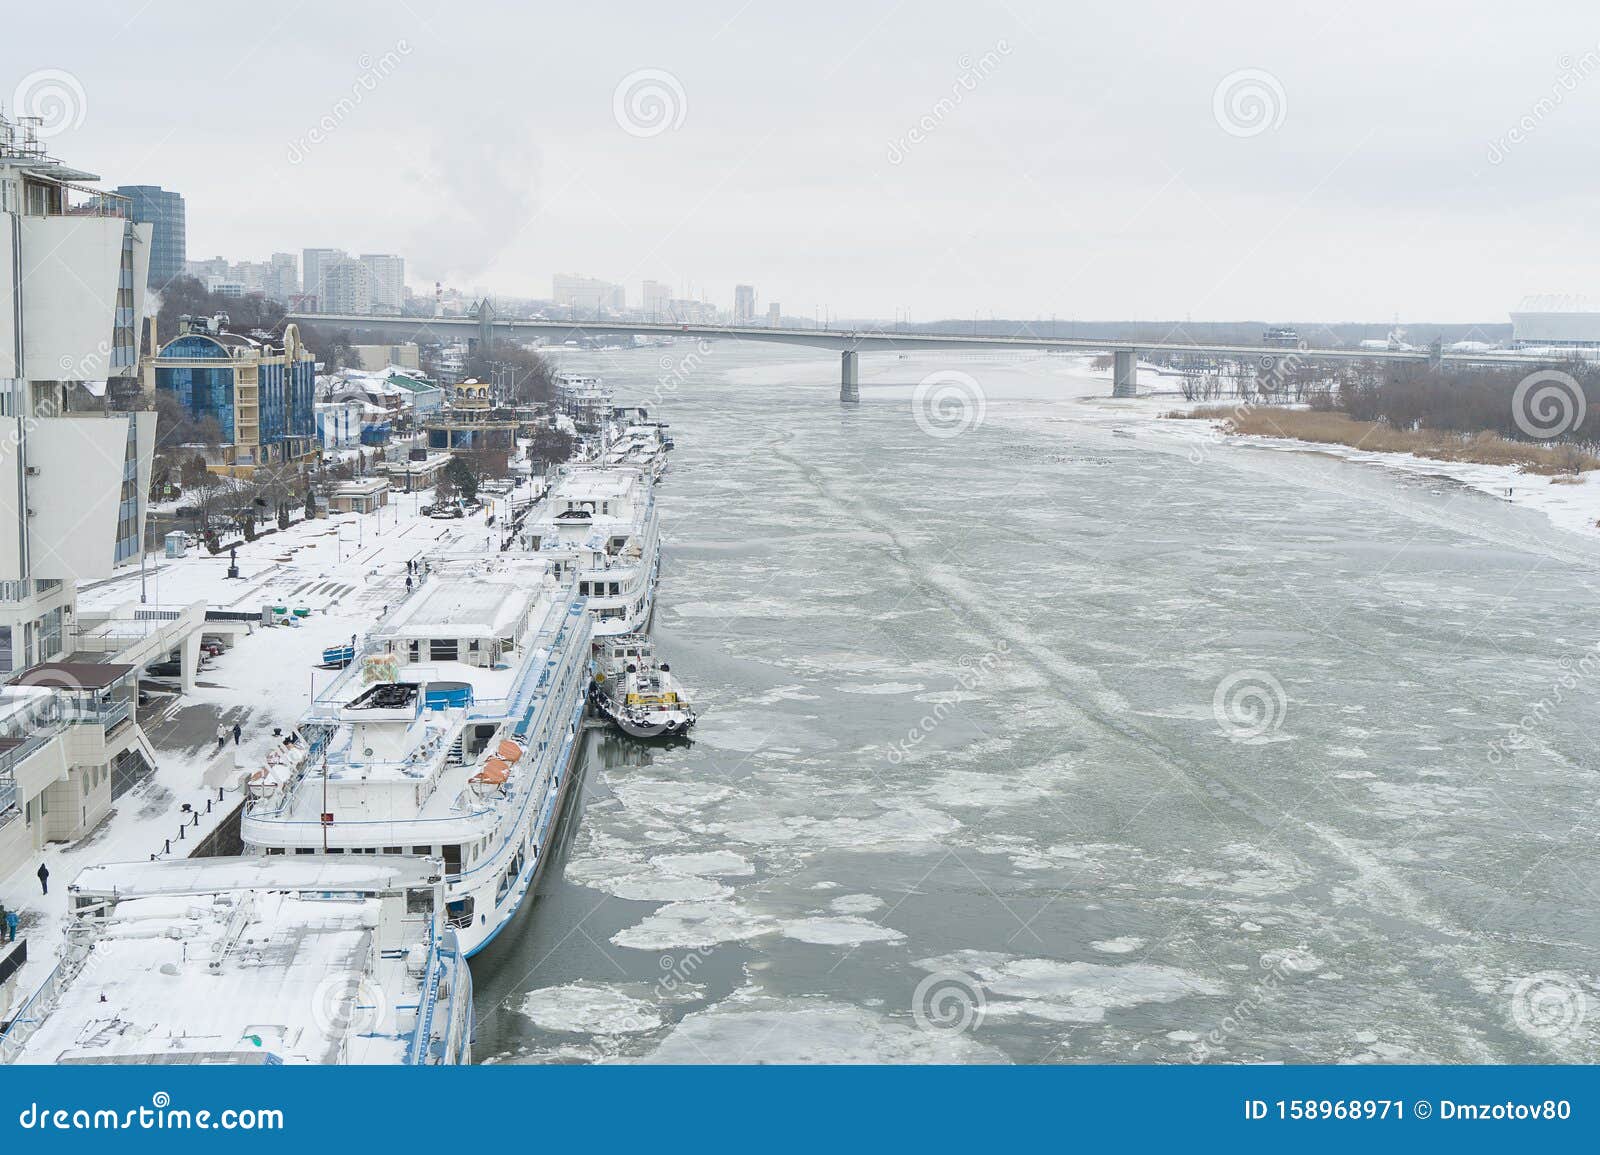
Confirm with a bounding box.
[7,2,1600,323]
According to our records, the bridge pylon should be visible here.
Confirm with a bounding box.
[1113,349,1138,398]
[840,350,860,403]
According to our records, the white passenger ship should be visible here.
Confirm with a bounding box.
[601,417,673,482]
[553,372,614,432]
[1,856,471,1065]
[240,558,593,957]
[528,466,660,636]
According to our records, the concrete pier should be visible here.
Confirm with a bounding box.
[840,350,860,402]
[1112,349,1138,398]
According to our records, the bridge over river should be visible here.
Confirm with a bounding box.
[289,308,1556,402]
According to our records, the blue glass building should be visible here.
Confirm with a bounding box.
[151,322,317,474]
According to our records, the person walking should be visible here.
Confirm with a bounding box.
[37,862,49,895]
[232,722,242,746]
[0,902,8,943]
[215,723,227,751]
[4,909,16,943]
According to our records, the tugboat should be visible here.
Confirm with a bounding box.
[590,634,696,740]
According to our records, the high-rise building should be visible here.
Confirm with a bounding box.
[265,252,299,302]
[0,114,165,872]
[553,273,624,314]
[301,247,346,312]
[767,302,781,327]
[734,284,757,324]
[359,253,405,314]
[641,280,671,320]
[322,257,371,314]
[113,184,185,290]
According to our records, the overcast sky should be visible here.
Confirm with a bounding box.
[4,1,1598,323]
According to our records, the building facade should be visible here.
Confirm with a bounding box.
[0,117,161,873]
[301,247,346,312]
[322,258,371,315]
[641,279,670,319]
[553,273,625,314]
[1509,310,1600,350]
[148,319,317,475]
[734,283,757,324]
[359,253,405,314]
[112,184,185,290]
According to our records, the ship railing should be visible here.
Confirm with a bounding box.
[0,943,84,1065]
[404,948,444,1065]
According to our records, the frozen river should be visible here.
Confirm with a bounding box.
[471,343,1600,1064]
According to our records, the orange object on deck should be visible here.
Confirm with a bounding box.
[496,739,524,763]
[474,758,509,785]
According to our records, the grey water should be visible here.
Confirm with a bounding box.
[470,344,1600,1064]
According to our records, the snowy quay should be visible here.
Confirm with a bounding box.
[0,477,538,1029]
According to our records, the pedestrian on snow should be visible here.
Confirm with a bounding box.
[406,576,413,592]
[232,722,242,745]
[216,723,227,750]
[4,908,16,943]
[37,862,49,895]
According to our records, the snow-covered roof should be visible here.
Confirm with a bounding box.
[18,856,443,1065]
[373,561,555,641]
[71,855,441,898]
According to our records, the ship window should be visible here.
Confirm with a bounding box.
[413,845,432,856]
[405,887,432,914]
[265,847,284,855]
[579,581,589,596]
[385,846,402,854]
[295,847,315,855]
[445,897,474,929]
[443,844,462,871]
[430,639,458,662]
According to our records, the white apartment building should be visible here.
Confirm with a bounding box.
[553,273,625,314]
[301,246,346,311]
[360,253,405,314]
[641,279,671,319]
[0,114,165,877]
[322,257,372,314]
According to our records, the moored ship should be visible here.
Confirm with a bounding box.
[0,856,471,1065]
[240,557,593,957]
[590,633,697,740]
[527,465,660,637]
